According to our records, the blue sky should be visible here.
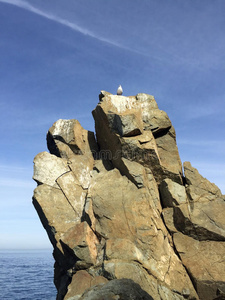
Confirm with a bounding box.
[0,0,224,249]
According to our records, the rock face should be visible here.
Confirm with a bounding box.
[32,91,225,300]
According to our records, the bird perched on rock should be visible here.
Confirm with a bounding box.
[117,85,123,95]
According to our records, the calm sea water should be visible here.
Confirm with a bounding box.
[0,249,57,300]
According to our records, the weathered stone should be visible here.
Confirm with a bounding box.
[64,270,93,300]
[103,261,196,300]
[56,172,86,219]
[162,207,178,234]
[121,157,148,188]
[143,108,172,135]
[79,278,154,300]
[145,166,163,214]
[184,161,223,202]
[173,200,225,241]
[160,178,187,207]
[106,109,143,137]
[33,184,78,269]
[120,131,162,179]
[33,151,70,188]
[64,270,108,300]
[173,232,225,300]
[83,196,96,232]
[155,126,183,184]
[105,238,143,261]
[32,184,77,246]
[60,222,99,268]
[88,169,136,240]
[83,159,114,233]
[98,91,158,116]
[67,155,93,189]
[162,198,225,242]
[92,158,114,174]
[47,119,98,159]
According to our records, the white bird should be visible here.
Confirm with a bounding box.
[117,85,123,95]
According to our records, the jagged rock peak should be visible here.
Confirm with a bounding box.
[93,91,183,185]
[32,92,225,300]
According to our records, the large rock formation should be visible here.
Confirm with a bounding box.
[32,91,225,300]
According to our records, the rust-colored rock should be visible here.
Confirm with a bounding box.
[60,221,100,269]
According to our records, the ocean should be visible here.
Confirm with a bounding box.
[0,249,57,300]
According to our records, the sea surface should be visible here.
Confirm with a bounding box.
[0,249,57,300]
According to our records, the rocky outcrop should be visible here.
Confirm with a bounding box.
[33,91,225,300]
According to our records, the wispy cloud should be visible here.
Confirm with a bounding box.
[0,164,29,172]
[0,0,92,35]
[0,177,35,188]
[177,139,225,147]
[177,139,225,158]
[185,106,220,120]
[0,0,141,55]
[174,100,224,121]
[0,163,35,188]
[1,0,224,71]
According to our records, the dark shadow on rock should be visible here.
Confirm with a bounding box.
[80,278,154,300]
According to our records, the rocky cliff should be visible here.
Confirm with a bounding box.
[32,91,225,300]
